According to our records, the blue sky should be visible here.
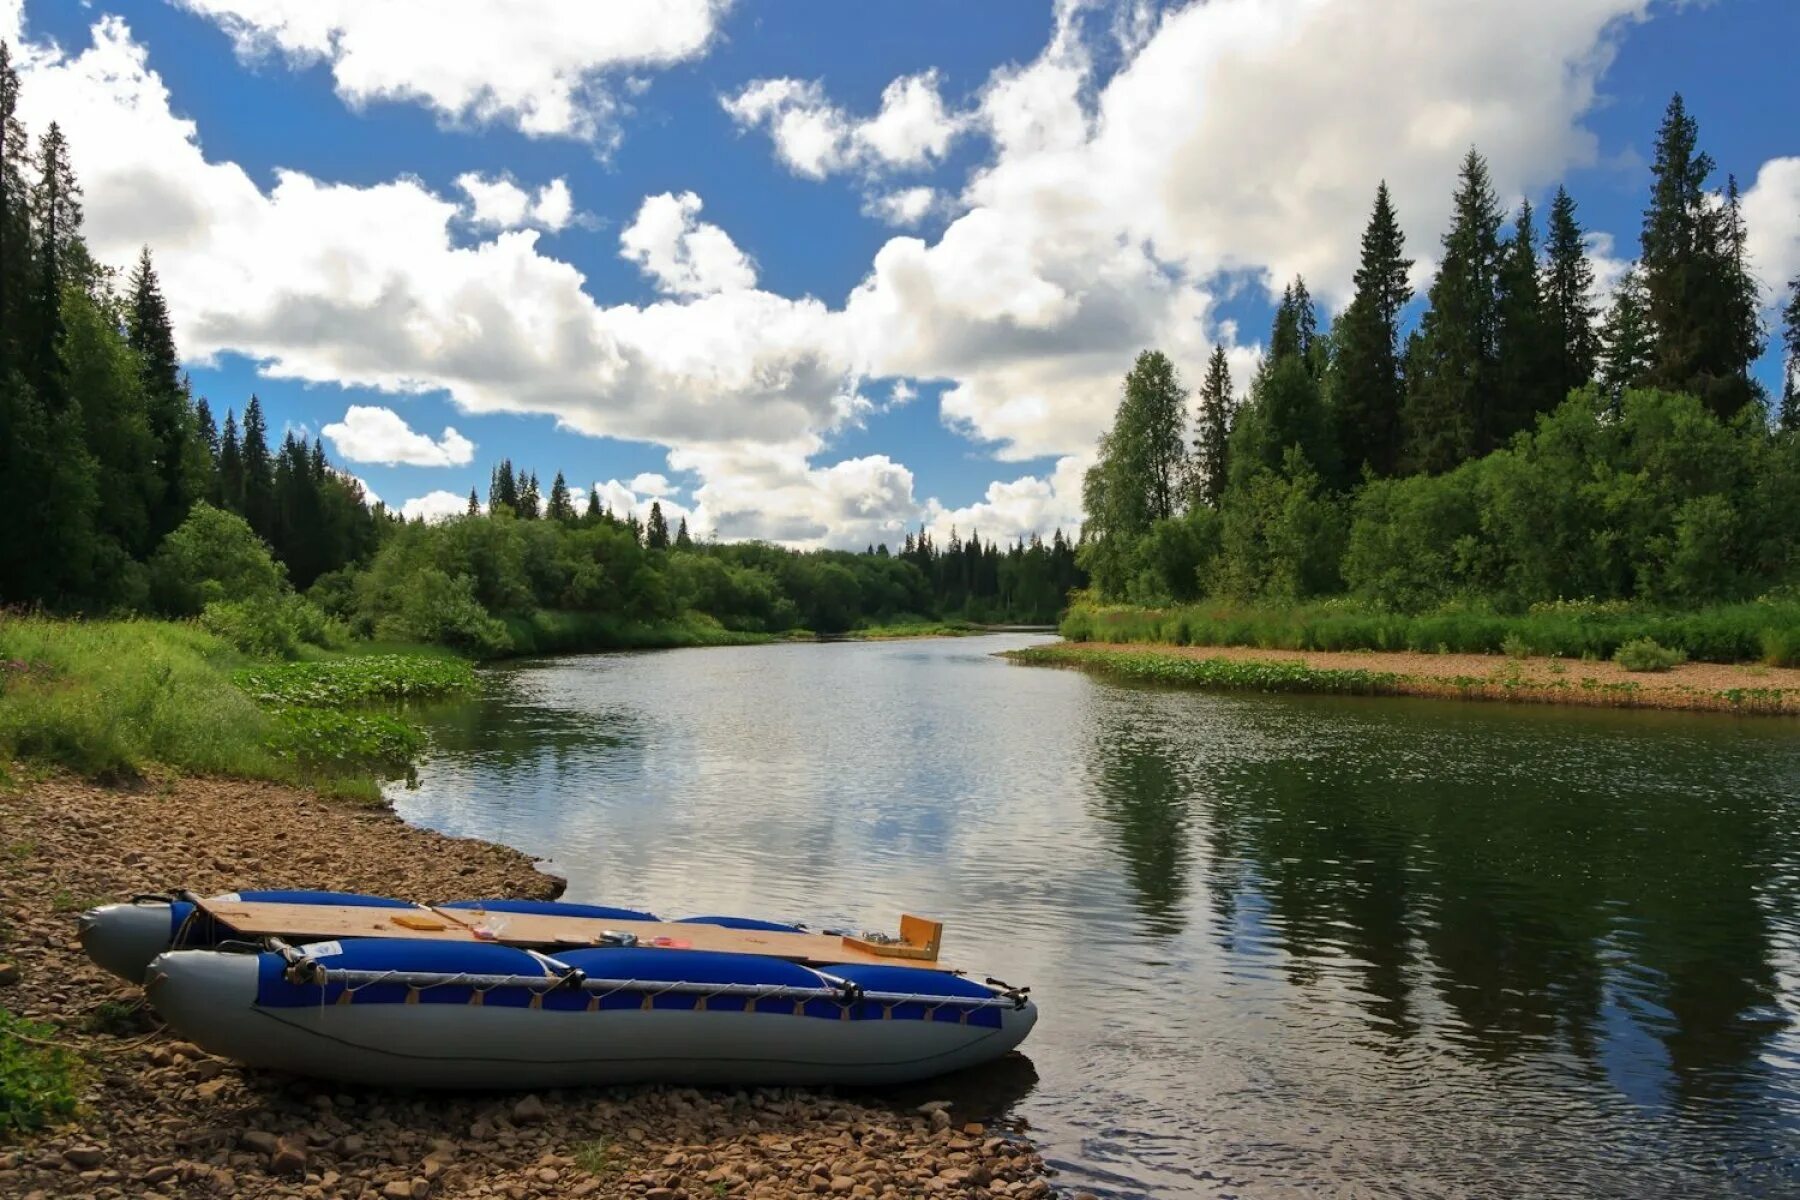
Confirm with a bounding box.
[6,0,1798,544]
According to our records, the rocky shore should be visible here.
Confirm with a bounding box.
[0,775,1055,1199]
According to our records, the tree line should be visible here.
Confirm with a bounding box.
[1082,94,1800,611]
[0,40,1081,649]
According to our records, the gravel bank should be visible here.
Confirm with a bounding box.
[1020,641,1800,713]
[0,775,1054,1199]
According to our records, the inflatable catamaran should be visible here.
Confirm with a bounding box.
[80,891,1036,1088]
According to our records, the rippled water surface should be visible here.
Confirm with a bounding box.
[389,634,1800,1198]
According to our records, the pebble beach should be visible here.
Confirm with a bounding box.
[0,775,1056,1200]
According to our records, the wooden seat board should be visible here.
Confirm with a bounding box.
[196,900,954,971]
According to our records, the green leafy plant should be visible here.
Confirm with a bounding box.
[1612,637,1687,672]
[1,1007,83,1134]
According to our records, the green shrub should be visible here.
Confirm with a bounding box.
[1761,628,1799,668]
[1501,633,1531,659]
[148,503,287,616]
[200,595,343,659]
[372,568,511,656]
[1612,637,1687,672]
[1,1007,83,1134]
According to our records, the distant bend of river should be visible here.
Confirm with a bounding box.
[389,633,1800,1199]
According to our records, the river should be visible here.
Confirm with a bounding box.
[388,633,1800,1198]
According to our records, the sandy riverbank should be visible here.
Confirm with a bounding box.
[0,775,1053,1199]
[1012,640,1800,714]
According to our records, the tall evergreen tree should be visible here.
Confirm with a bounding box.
[1599,265,1655,402]
[547,471,575,521]
[1494,200,1556,440]
[675,516,693,548]
[1330,181,1412,478]
[126,247,197,539]
[0,41,30,378]
[240,394,275,537]
[488,460,517,514]
[1780,274,1800,433]
[646,500,671,550]
[1639,94,1764,418]
[518,471,540,519]
[27,121,81,409]
[1402,148,1504,472]
[1541,186,1600,404]
[1191,345,1233,508]
[218,409,244,511]
[583,487,600,522]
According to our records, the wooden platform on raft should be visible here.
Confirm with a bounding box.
[195,900,952,971]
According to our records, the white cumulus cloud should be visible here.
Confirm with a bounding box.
[864,186,939,227]
[400,489,476,523]
[456,173,576,232]
[1743,157,1800,301]
[722,70,965,179]
[172,0,731,146]
[618,191,757,297]
[322,405,476,467]
[627,472,677,497]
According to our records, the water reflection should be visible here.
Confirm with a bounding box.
[392,638,1800,1198]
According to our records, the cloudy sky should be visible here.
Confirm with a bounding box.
[5,0,1796,544]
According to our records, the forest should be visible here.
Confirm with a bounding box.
[1076,94,1800,655]
[0,42,1079,655]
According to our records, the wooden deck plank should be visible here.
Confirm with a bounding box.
[197,900,954,970]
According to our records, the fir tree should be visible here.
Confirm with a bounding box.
[547,471,575,521]
[675,516,693,548]
[1402,148,1503,472]
[240,394,275,537]
[1330,181,1412,478]
[1599,265,1655,402]
[646,500,670,550]
[467,488,480,516]
[584,487,601,522]
[0,41,31,377]
[27,121,81,408]
[1542,186,1599,404]
[1191,345,1233,508]
[519,471,540,519]
[194,396,218,458]
[218,409,244,512]
[127,247,196,539]
[1494,200,1556,440]
[1639,95,1764,417]
[1780,274,1800,433]
[489,460,519,514]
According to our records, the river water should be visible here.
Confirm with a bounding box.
[389,633,1800,1198]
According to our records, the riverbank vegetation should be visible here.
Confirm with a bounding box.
[1072,96,1800,661]
[0,617,470,797]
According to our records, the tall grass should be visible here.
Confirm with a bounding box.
[0,615,462,796]
[1060,599,1800,665]
[0,616,281,781]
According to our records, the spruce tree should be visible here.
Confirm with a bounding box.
[218,409,244,511]
[1191,345,1233,508]
[1542,186,1599,404]
[27,121,81,409]
[0,41,30,377]
[1494,200,1556,440]
[240,394,276,537]
[1402,148,1503,472]
[519,471,540,519]
[1598,265,1655,402]
[583,487,600,522]
[1330,181,1411,478]
[646,500,670,550]
[547,471,574,521]
[1639,94,1764,417]
[467,488,480,516]
[1781,274,1800,433]
[675,516,693,548]
[127,248,196,539]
